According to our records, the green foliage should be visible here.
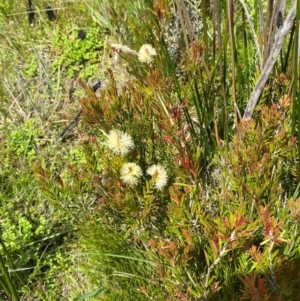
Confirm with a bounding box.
[52,26,104,79]
[216,103,297,209]
[73,221,161,301]
[0,249,20,301]
[36,45,300,301]
[1,0,299,300]
[7,118,42,162]
[0,0,14,24]
[0,117,75,300]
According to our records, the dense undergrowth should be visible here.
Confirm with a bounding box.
[0,0,300,300]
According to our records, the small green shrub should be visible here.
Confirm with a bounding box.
[0,118,74,300]
[1,0,299,300]
[36,57,300,301]
[52,26,104,79]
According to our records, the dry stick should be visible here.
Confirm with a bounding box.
[58,81,101,142]
[243,0,297,120]
[58,110,82,142]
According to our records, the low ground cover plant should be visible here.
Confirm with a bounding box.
[1,0,300,300]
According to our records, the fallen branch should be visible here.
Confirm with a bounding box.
[58,81,102,142]
[243,0,297,120]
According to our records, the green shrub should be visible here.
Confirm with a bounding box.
[0,118,74,300]
[52,25,104,79]
[1,0,298,300]
[36,54,300,301]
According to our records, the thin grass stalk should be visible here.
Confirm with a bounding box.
[201,0,208,62]
[265,0,282,61]
[232,8,245,115]
[181,0,196,40]
[227,0,239,126]
[73,289,105,301]
[213,0,226,147]
[192,3,217,154]
[293,0,300,172]
[200,31,231,147]
[0,254,19,301]
[173,0,216,154]
[254,0,258,30]
[0,239,23,286]
[85,0,116,35]
[0,277,10,298]
[264,0,274,60]
[258,0,266,49]
[174,0,189,50]
[242,10,250,95]
[208,69,219,149]
[284,24,295,72]
[212,1,217,60]
[212,0,231,146]
[161,39,181,94]
[239,0,263,70]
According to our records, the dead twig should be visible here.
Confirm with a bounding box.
[243,0,296,120]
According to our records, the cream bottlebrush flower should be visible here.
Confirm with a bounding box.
[120,162,143,186]
[106,129,134,156]
[147,164,168,190]
[138,44,157,64]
